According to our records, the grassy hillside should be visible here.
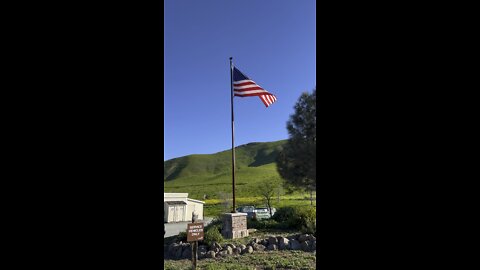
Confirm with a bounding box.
[164,140,287,200]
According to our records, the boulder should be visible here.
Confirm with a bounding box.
[298,234,309,243]
[307,235,316,241]
[174,245,183,259]
[244,245,254,254]
[225,243,236,250]
[239,244,247,251]
[261,239,269,246]
[182,247,192,259]
[289,240,301,250]
[168,243,179,256]
[267,244,278,251]
[287,235,297,242]
[233,247,242,255]
[278,237,289,250]
[198,245,208,253]
[268,236,278,246]
[253,243,266,251]
[225,246,233,255]
[206,251,216,258]
[218,250,229,257]
[301,241,310,251]
[210,242,222,251]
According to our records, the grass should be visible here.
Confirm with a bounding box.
[164,250,316,270]
[202,194,316,217]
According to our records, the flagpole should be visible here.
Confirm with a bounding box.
[230,57,236,213]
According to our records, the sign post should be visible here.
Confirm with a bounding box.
[187,213,204,270]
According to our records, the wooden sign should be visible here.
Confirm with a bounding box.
[187,223,204,242]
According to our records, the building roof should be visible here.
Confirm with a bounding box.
[187,198,205,204]
[164,193,188,198]
[165,201,187,205]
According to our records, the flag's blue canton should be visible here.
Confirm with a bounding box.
[233,67,249,81]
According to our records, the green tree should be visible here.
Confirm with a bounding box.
[276,88,316,205]
[257,180,279,218]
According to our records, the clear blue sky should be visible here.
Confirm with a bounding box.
[164,0,316,161]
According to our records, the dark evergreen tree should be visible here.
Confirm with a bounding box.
[277,89,316,205]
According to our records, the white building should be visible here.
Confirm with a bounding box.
[164,193,205,223]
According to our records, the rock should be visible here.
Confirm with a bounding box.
[211,241,222,251]
[199,251,206,259]
[253,243,266,251]
[287,236,297,242]
[244,245,253,254]
[307,235,316,241]
[225,243,236,250]
[301,241,310,251]
[252,238,260,244]
[267,244,278,251]
[225,246,233,255]
[198,245,208,252]
[298,234,309,243]
[261,239,269,246]
[214,247,220,253]
[310,240,316,251]
[206,251,216,258]
[239,244,247,251]
[278,237,289,250]
[218,250,229,257]
[268,236,278,246]
[182,247,192,259]
[174,246,183,259]
[289,240,301,250]
[168,243,179,256]
[233,247,242,255]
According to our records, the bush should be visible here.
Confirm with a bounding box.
[293,206,316,234]
[202,218,224,246]
[247,218,281,230]
[176,231,187,242]
[272,206,316,233]
[203,224,223,246]
[272,207,296,225]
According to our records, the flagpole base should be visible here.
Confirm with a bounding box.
[221,212,248,239]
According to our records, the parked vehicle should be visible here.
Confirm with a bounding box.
[255,207,276,219]
[236,206,256,218]
[236,205,276,220]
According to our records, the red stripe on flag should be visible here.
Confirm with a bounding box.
[233,81,256,87]
[234,92,275,97]
[259,95,269,107]
[233,86,266,92]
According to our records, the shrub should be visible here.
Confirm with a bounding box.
[202,218,224,246]
[176,231,187,242]
[203,224,223,246]
[247,218,280,230]
[272,207,296,225]
[292,206,316,234]
[272,206,316,232]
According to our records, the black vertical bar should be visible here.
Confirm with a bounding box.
[193,241,197,269]
[230,57,236,213]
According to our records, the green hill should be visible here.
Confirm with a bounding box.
[164,140,287,200]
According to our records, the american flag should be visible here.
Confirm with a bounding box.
[233,66,277,107]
